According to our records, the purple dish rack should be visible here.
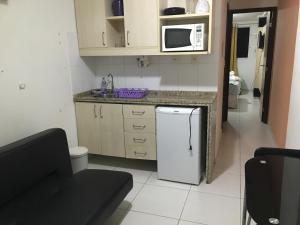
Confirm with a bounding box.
[115,88,148,99]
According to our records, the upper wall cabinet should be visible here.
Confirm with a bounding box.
[123,0,159,48]
[74,0,213,56]
[74,0,107,48]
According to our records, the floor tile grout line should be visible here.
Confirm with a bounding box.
[143,182,191,191]
[177,185,192,224]
[189,189,242,199]
[129,208,180,221]
[179,218,208,225]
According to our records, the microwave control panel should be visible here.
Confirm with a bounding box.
[195,24,205,50]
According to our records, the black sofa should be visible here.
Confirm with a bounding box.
[0,128,133,225]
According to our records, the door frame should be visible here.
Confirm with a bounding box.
[222,7,278,124]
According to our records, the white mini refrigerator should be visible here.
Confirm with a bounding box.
[156,107,203,185]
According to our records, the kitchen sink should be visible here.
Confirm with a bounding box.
[91,89,117,98]
[91,88,149,99]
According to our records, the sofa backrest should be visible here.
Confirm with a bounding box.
[0,128,73,206]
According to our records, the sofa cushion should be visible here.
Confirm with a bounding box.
[0,169,133,225]
[0,129,73,207]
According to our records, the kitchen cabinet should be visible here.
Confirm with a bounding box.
[123,0,159,48]
[75,102,101,154]
[74,0,107,48]
[75,102,125,157]
[123,105,157,160]
[75,103,156,160]
[74,0,213,56]
[100,104,125,157]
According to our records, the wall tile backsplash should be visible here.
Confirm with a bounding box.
[95,56,218,92]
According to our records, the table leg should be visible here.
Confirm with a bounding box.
[242,190,247,225]
[247,214,252,225]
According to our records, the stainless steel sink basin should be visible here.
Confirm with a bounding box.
[91,89,117,98]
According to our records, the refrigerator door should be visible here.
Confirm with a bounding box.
[156,107,202,184]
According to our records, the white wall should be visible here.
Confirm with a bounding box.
[0,0,92,147]
[286,5,300,149]
[235,23,259,91]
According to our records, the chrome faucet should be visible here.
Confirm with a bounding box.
[107,73,114,94]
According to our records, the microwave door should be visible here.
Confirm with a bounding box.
[163,28,194,51]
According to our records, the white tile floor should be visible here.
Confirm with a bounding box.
[88,93,276,225]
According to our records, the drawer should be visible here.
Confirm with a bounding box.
[124,118,155,133]
[125,133,156,148]
[126,146,156,160]
[123,105,155,119]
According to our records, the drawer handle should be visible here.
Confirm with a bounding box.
[102,32,106,46]
[132,110,145,116]
[127,30,130,46]
[133,124,146,130]
[134,151,147,157]
[93,105,97,118]
[133,138,146,143]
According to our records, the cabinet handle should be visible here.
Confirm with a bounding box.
[94,105,97,118]
[133,138,146,143]
[102,32,106,46]
[133,124,146,130]
[100,105,103,118]
[126,30,130,46]
[132,110,145,116]
[134,151,147,157]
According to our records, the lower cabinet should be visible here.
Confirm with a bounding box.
[75,102,101,154]
[75,102,125,157]
[75,102,156,160]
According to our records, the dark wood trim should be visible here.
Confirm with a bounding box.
[230,7,277,14]
[222,7,278,124]
[262,9,277,123]
[222,4,233,122]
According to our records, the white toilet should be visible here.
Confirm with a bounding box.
[69,146,88,173]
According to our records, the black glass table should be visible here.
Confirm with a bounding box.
[243,155,300,225]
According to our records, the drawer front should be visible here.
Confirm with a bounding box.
[124,118,155,133]
[126,146,156,160]
[125,133,156,147]
[123,105,155,119]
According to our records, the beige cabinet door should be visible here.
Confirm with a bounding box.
[75,102,101,154]
[100,104,125,157]
[74,0,107,48]
[123,0,159,48]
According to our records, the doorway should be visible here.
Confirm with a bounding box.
[222,7,277,124]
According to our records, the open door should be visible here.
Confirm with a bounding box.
[222,8,277,124]
[254,20,269,118]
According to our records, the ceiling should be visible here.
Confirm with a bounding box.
[233,12,269,23]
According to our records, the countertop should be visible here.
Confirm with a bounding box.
[74,90,217,106]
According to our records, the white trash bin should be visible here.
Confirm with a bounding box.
[69,146,88,173]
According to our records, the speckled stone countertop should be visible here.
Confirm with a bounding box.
[74,90,217,106]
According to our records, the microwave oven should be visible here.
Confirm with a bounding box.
[162,24,207,52]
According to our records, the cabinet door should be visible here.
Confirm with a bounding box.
[124,0,159,48]
[75,102,101,154]
[74,0,107,48]
[100,104,125,157]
